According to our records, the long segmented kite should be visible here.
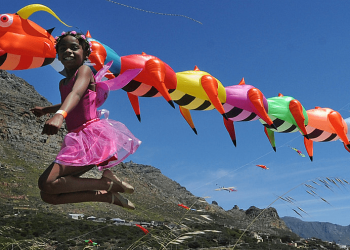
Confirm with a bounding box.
[2,4,350,161]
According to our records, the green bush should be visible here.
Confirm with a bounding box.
[187,241,200,248]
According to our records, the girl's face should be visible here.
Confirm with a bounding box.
[57,35,87,70]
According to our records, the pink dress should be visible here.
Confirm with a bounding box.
[54,74,141,170]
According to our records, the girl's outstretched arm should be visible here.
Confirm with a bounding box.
[59,65,93,113]
[31,104,62,117]
[42,65,92,135]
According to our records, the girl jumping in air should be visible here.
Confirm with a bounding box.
[31,31,141,209]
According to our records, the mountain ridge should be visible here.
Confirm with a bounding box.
[282,216,350,245]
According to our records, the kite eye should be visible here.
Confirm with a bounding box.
[0,15,13,28]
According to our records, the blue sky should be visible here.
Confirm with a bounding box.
[4,0,350,226]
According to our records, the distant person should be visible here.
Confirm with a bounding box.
[31,31,140,209]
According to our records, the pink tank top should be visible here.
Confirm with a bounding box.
[59,74,97,132]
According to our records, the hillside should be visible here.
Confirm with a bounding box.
[282,216,350,246]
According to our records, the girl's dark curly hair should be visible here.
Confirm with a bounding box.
[55,31,92,57]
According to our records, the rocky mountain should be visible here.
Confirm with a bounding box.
[0,70,65,165]
[0,69,295,237]
[282,216,350,245]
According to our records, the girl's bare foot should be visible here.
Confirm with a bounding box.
[110,192,135,210]
[103,169,134,194]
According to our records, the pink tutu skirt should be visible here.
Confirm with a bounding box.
[55,118,141,170]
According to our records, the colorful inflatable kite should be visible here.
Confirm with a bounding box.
[259,93,309,153]
[84,239,98,246]
[214,186,237,192]
[0,4,70,70]
[345,117,350,152]
[86,31,177,121]
[178,203,190,210]
[170,66,227,134]
[304,107,350,160]
[136,224,149,234]
[256,164,269,170]
[3,4,350,162]
[223,78,274,146]
[289,146,305,157]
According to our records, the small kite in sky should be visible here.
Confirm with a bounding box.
[136,224,149,234]
[85,239,98,246]
[178,203,190,210]
[214,186,237,192]
[289,146,306,157]
[256,164,269,170]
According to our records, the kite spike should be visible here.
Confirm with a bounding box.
[194,65,200,71]
[142,52,147,55]
[179,106,197,134]
[168,100,176,109]
[238,78,245,85]
[223,118,236,146]
[46,28,54,35]
[343,143,350,153]
[328,111,350,145]
[247,88,274,127]
[278,93,284,97]
[145,58,174,107]
[200,75,226,115]
[127,93,141,122]
[17,4,71,27]
[264,127,276,151]
[289,99,308,136]
[85,30,92,38]
[304,137,313,161]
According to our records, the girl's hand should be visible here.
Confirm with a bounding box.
[42,114,64,135]
[30,106,46,117]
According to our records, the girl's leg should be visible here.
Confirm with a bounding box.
[38,162,125,204]
[40,190,132,208]
[71,166,97,177]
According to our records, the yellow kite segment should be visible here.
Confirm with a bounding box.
[176,70,226,103]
